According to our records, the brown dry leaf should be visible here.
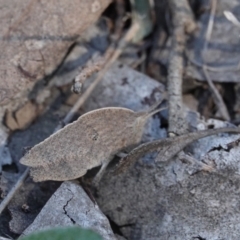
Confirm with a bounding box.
[5,111,18,131]
[5,101,38,131]
[65,93,80,106]
[20,105,162,182]
[183,94,198,112]
[0,0,111,108]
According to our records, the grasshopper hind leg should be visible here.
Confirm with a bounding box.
[92,156,114,187]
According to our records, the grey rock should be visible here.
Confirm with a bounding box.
[22,181,116,240]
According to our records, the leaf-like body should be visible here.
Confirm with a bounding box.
[20,107,147,181]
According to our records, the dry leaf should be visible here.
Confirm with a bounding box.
[5,101,38,131]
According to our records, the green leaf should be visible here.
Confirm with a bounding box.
[20,226,103,240]
[130,0,153,42]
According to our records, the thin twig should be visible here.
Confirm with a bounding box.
[114,0,126,39]
[64,22,139,125]
[71,52,109,94]
[202,0,230,121]
[0,168,29,214]
[178,151,214,172]
[187,52,240,72]
[167,0,196,136]
[0,22,139,215]
[130,53,146,69]
[187,8,240,73]
[224,10,240,28]
[72,0,127,94]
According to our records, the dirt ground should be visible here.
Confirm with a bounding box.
[1,0,240,239]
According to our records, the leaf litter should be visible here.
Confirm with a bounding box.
[2,1,238,240]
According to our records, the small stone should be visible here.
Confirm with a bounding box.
[22,204,30,213]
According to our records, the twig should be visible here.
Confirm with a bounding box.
[0,22,139,215]
[203,69,230,120]
[202,0,230,121]
[0,168,29,214]
[167,0,196,136]
[114,0,126,39]
[224,10,240,28]
[178,151,214,172]
[65,22,139,125]
[130,52,146,69]
[148,0,168,68]
[71,52,109,94]
[187,8,240,73]
[187,52,240,72]
[71,0,126,94]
